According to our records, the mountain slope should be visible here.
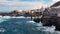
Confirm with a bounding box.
[51,1,60,7]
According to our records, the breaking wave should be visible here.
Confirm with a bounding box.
[0,16,25,18]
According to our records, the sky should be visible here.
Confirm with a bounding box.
[0,0,60,12]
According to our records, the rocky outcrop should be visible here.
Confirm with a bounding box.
[33,18,41,23]
[40,1,60,31]
[33,1,60,31]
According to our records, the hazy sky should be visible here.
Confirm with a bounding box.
[0,0,60,12]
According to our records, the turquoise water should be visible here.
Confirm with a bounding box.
[0,17,60,34]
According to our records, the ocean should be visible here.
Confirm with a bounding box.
[0,16,60,34]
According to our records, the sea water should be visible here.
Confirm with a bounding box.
[0,16,60,34]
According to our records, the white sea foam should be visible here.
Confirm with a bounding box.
[27,21,35,23]
[0,16,39,19]
[0,16,26,18]
[36,22,43,26]
[11,16,25,18]
[0,15,2,17]
[0,18,8,23]
[0,19,4,23]
[44,26,55,33]
[0,28,6,32]
[2,16,11,18]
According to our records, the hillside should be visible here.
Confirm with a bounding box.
[51,1,60,7]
